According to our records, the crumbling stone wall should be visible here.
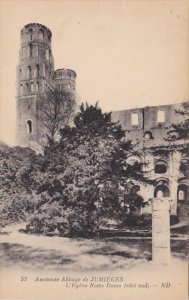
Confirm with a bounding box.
[112,103,189,220]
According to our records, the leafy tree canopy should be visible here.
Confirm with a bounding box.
[25,103,153,237]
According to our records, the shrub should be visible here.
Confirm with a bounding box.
[123,213,152,230]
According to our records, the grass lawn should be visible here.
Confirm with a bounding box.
[0,223,188,300]
[0,223,188,272]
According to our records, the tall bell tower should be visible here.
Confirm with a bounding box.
[16,23,54,145]
[16,23,77,147]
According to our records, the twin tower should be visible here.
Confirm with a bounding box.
[16,23,76,145]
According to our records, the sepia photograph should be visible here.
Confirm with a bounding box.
[0,0,188,299]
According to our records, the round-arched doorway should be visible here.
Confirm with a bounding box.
[177,184,189,202]
[154,180,170,198]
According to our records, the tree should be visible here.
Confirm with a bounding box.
[168,102,189,140]
[26,103,153,237]
[37,88,76,148]
[0,142,39,227]
[167,102,189,176]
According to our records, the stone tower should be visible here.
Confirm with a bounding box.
[16,23,76,146]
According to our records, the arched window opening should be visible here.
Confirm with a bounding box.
[39,30,44,40]
[28,29,33,41]
[144,131,154,139]
[26,83,30,93]
[157,110,165,123]
[68,83,71,90]
[178,190,184,201]
[19,68,22,77]
[27,120,32,134]
[154,181,170,198]
[127,155,143,172]
[27,66,32,79]
[131,113,139,126]
[35,65,40,78]
[36,82,39,93]
[19,84,23,95]
[31,82,34,93]
[33,46,38,57]
[154,160,167,174]
[127,155,142,166]
[177,184,189,202]
[27,44,32,58]
[180,159,189,177]
[46,49,50,60]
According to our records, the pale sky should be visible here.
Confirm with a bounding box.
[0,0,188,145]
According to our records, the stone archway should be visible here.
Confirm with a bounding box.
[154,180,170,198]
[177,183,189,202]
[177,182,189,223]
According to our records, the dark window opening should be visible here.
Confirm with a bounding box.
[29,29,33,41]
[155,160,167,174]
[39,30,44,40]
[177,184,189,202]
[154,184,170,198]
[35,65,40,77]
[180,159,189,177]
[28,44,32,58]
[36,82,39,93]
[27,66,32,79]
[27,120,32,134]
[26,83,30,93]
[20,84,23,95]
[144,131,154,139]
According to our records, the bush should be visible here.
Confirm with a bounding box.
[123,213,152,230]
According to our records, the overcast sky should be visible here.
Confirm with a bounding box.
[0,0,188,145]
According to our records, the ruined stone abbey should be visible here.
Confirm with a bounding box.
[112,104,189,221]
[16,23,189,222]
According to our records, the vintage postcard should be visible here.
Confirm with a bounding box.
[0,0,188,299]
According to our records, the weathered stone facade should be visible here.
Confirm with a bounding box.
[16,23,76,145]
[112,103,189,221]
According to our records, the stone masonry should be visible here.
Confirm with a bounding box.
[16,23,76,145]
[112,103,189,220]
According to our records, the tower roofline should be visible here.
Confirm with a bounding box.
[21,23,52,37]
[55,68,76,76]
